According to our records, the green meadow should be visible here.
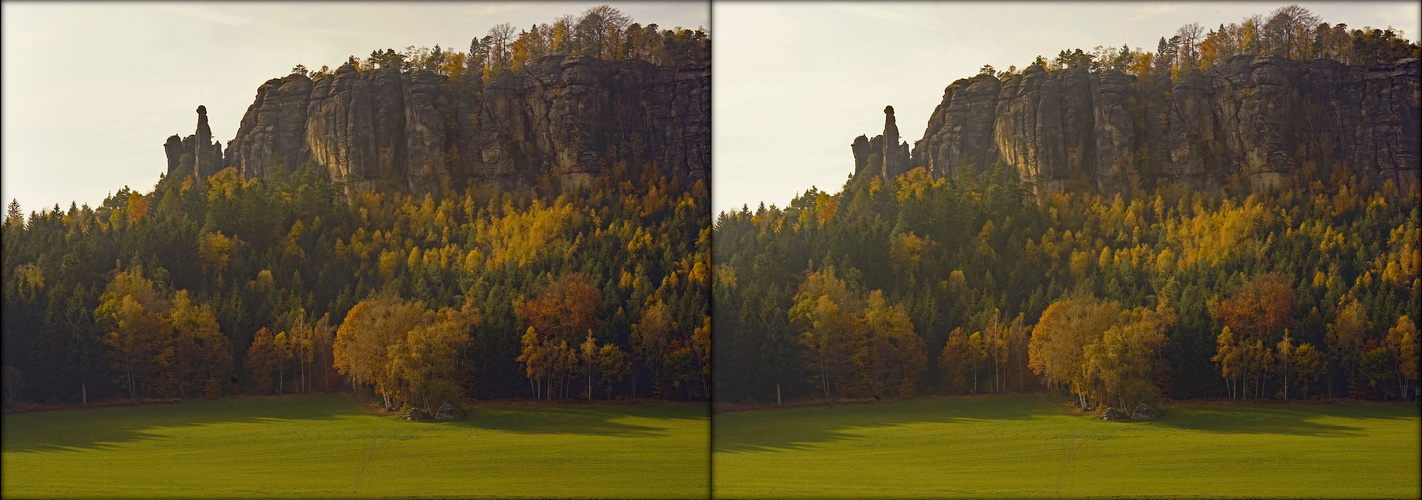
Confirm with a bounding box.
[2,395,709,499]
[712,395,1421,498]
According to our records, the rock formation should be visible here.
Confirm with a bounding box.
[164,105,225,181]
[851,106,912,181]
[171,54,710,197]
[870,55,1420,193]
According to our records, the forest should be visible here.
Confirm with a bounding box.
[715,160,1418,408]
[713,6,1419,410]
[1,7,710,412]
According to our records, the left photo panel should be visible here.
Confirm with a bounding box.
[1,2,710,498]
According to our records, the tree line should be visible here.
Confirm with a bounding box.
[3,146,710,410]
[291,5,709,83]
[714,160,1418,407]
[984,5,1419,81]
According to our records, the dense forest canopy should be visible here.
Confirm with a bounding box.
[2,6,710,410]
[713,5,1419,409]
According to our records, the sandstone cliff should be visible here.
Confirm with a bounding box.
[872,55,1420,192]
[167,54,709,195]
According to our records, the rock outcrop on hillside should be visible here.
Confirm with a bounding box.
[167,55,709,196]
[164,106,225,182]
[872,55,1420,192]
[851,106,912,181]
[460,55,711,191]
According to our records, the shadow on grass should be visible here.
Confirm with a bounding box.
[451,403,708,438]
[1,395,355,454]
[712,396,1054,454]
[1148,402,1419,437]
[713,397,1421,454]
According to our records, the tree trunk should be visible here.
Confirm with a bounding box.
[996,357,1002,394]
[1017,358,1025,392]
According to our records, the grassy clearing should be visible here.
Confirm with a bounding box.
[712,395,1420,498]
[2,395,708,499]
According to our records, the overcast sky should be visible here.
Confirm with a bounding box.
[1,1,707,215]
[711,2,1422,216]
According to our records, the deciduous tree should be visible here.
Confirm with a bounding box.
[630,298,671,398]
[1326,299,1367,397]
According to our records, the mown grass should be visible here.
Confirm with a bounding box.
[712,395,1420,498]
[2,395,709,499]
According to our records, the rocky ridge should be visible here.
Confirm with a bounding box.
[859,55,1420,192]
[166,54,709,196]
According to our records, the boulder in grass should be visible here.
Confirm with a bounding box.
[1131,401,1159,421]
[1098,407,1126,421]
[404,407,431,421]
[434,402,463,421]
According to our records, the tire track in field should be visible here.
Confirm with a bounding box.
[1055,429,1086,496]
[351,432,391,496]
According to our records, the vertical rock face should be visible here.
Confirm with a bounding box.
[1092,70,1137,191]
[226,76,313,181]
[990,66,1096,192]
[194,106,224,180]
[163,135,186,174]
[850,106,911,180]
[889,56,1420,193]
[402,70,447,193]
[881,106,911,180]
[164,106,224,181]
[304,64,378,191]
[202,54,710,197]
[463,55,710,190]
[916,74,1001,178]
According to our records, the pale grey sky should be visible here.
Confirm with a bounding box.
[711,2,1422,216]
[2,1,708,215]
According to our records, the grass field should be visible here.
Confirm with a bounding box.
[712,395,1421,498]
[2,395,709,499]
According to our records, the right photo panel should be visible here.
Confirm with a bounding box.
[711,2,1422,498]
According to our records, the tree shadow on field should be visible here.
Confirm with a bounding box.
[451,403,708,438]
[1148,403,1418,437]
[712,396,1052,454]
[1,395,355,454]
